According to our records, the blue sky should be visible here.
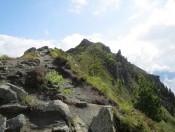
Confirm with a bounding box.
[0,0,175,92]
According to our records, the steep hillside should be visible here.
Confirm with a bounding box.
[0,40,175,132]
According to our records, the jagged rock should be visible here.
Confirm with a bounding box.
[0,103,27,113]
[21,59,40,67]
[89,106,116,132]
[52,125,69,132]
[6,114,26,131]
[0,84,17,103]
[0,116,6,132]
[76,101,88,108]
[38,100,70,125]
[74,116,87,132]
[38,46,49,56]
[24,47,36,55]
[6,83,28,100]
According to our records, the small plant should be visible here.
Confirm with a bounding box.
[70,115,75,127]
[63,89,73,94]
[20,95,38,106]
[45,70,64,90]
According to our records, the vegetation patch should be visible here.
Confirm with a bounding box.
[45,70,64,90]
[20,95,38,106]
[0,55,11,61]
[63,89,73,94]
[21,51,38,59]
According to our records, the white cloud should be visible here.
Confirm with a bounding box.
[0,35,57,57]
[70,0,88,13]
[93,0,120,15]
[162,76,175,93]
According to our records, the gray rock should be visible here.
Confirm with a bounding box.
[0,103,27,113]
[52,125,69,132]
[6,114,26,131]
[0,84,17,103]
[76,101,88,108]
[5,83,28,100]
[0,116,6,132]
[38,100,70,125]
[24,47,36,55]
[74,116,87,132]
[89,106,116,132]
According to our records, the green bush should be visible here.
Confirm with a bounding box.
[45,71,64,90]
[0,55,11,61]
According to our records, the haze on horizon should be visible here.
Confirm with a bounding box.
[0,0,175,92]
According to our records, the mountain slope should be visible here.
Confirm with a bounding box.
[67,39,175,131]
[0,40,175,131]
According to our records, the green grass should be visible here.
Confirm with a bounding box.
[49,48,67,59]
[63,89,73,94]
[0,55,11,61]
[20,95,38,106]
[65,45,175,131]
[21,52,38,59]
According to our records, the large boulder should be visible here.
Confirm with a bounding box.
[38,100,70,125]
[0,103,28,114]
[89,106,116,132]
[0,116,6,132]
[0,84,17,103]
[6,114,26,131]
[6,83,28,100]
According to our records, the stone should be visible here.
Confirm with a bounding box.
[52,125,69,132]
[0,103,27,113]
[38,100,70,125]
[24,47,36,55]
[5,83,28,100]
[6,114,26,131]
[76,101,88,108]
[0,84,17,103]
[74,116,87,132]
[0,116,6,132]
[89,106,116,132]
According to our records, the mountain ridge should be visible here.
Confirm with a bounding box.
[0,39,175,131]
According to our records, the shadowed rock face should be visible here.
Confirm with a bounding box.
[90,106,116,132]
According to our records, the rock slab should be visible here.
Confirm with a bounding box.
[89,105,116,132]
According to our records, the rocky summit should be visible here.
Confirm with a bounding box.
[0,39,175,132]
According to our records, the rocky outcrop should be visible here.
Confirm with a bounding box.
[6,83,28,100]
[0,83,27,104]
[0,103,27,114]
[89,106,116,132]
[6,114,26,131]
[24,47,36,55]
[0,84,17,104]
[38,100,70,125]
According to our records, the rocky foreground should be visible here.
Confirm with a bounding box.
[0,46,116,132]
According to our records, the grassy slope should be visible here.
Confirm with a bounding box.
[65,40,175,132]
[48,40,175,131]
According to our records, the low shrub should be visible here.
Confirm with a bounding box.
[0,55,11,61]
[21,52,38,59]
